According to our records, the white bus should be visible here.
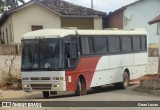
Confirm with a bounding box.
[21,29,147,98]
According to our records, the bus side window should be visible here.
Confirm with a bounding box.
[94,36,107,53]
[132,36,141,52]
[80,36,94,55]
[108,36,121,53]
[66,44,71,58]
[65,43,78,68]
[121,36,132,52]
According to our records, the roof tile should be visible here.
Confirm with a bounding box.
[39,0,106,16]
[0,0,106,26]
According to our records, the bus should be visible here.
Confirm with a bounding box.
[21,29,147,98]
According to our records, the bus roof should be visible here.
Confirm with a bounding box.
[22,29,76,39]
[22,29,147,39]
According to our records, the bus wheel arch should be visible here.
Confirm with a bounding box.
[124,68,130,79]
[75,74,87,96]
[115,68,130,89]
[122,68,130,89]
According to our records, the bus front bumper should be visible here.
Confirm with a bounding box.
[22,81,66,92]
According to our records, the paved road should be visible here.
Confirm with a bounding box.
[1,84,160,110]
[1,84,160,101]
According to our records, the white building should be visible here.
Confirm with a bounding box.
[105,0,160,43]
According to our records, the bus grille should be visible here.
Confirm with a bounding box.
[30,77,50,81]
[30,84,52,90]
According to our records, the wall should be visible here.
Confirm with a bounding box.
[0,55,21,85]
[12,3,61,44]
[0,45,21,86]
[0,17,14,44]
[0,45,17,55]
[105,11,124,29]
[94,17,103,29]
[124,0,160,43]
[61,17,94,29]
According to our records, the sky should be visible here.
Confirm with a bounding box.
[24,0,139,13]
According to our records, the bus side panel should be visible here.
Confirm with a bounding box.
[90,53,147,87]
[90,54,133,87]
[129,52,147,80]
[65,56,101,91]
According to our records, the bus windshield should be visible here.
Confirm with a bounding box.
[21,38,64,70]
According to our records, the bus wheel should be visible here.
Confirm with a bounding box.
[43,91,49,98]
[75,78,81,96]
[121,71,130,89]
[75,78,86,96]
[115,71,130,89]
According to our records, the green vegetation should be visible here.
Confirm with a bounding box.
[0,0,25,13]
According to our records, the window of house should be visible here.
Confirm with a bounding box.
[6,28,8,44]
[0,32,1,44]
[31,25,43,31]
[2,31,5,44]
[141,36,147,51]
[80,37,94,55]
[132,36,141,52]
[94,36,107,53]
[9,24,12,42]
[121,36,132,52]
[108,36,121,53]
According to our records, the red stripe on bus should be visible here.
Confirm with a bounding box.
[65,56,101,91]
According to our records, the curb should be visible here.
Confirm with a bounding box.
[133,86,160,96]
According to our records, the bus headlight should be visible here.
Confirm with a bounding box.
[53,85,60,87]
[23,84,29,88]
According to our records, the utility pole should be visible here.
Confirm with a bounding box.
[91,0,93,9]
[157,22,160,77]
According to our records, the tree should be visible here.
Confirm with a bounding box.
[0,0,25,13]
[6,0,25,8]
[0,0,5,12]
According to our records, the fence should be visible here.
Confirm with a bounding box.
[0,44,21,86]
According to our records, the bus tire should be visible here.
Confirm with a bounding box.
[121,71,130,89]
[115,71,130,89]
[75,78,81,96]
[43,91,49,98]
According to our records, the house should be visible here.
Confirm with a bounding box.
[104,0,160,44]
[149,15,160,25]
[0,0,106,44]
[149,15,160,35]
[148,15,160,57]
[148,15,160,76]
